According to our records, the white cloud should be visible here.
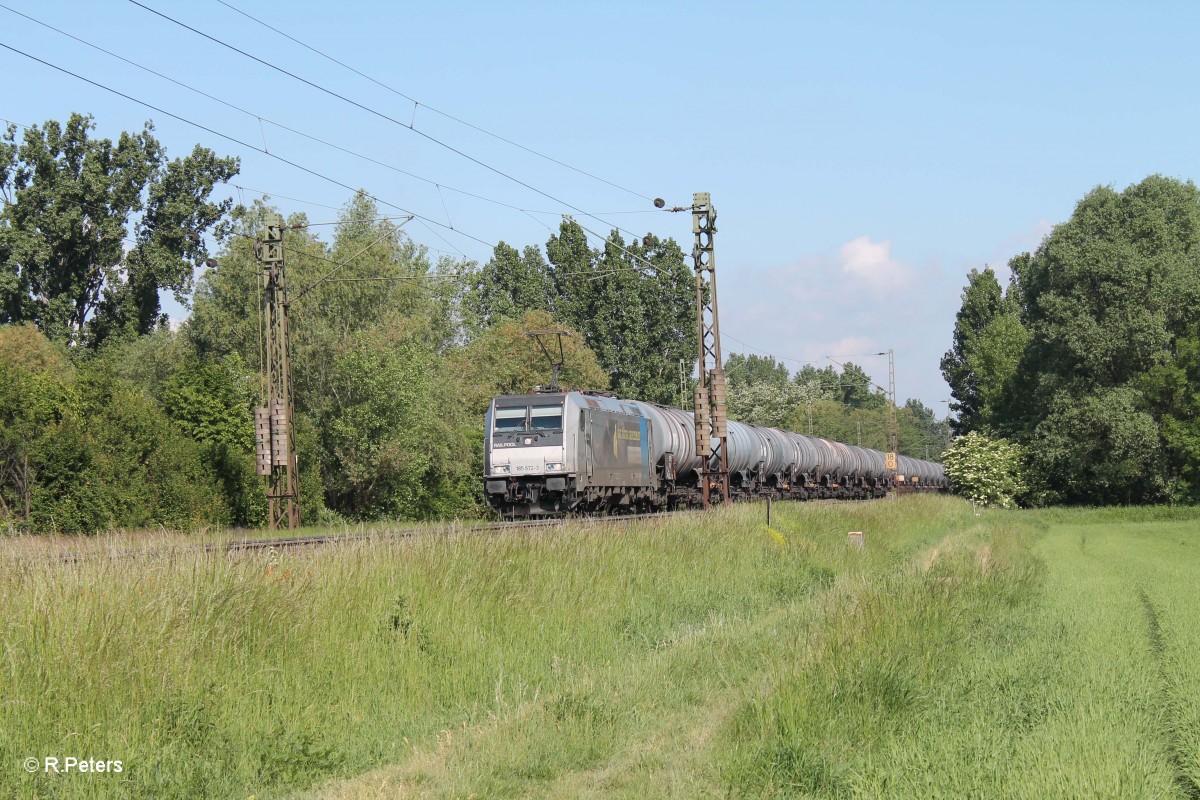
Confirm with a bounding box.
[720,233,957,408]
[838,235,912,288]
[824,335,876,361]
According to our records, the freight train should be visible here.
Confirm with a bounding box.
[483,390,946,516]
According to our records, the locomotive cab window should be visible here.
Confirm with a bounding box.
[493,407,527,432]
[529,404,563,431]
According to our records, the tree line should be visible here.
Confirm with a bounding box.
[0,115,960,532]
[1,115,712,531]
[942,175,1200,505]
[24,113,1156,531]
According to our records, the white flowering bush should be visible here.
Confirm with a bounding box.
[941,431,1027,508]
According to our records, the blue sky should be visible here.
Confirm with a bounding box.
[3,1,1198,410]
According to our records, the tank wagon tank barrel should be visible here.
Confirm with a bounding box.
[483,390,946,516]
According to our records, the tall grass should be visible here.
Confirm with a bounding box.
[304,495,979,799]
[17,497,1192,799]
[1,495,966,799]
[719,517,1045,798]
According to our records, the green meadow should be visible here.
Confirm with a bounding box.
[2,496,1198,799]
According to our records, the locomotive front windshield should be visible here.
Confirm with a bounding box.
[493,407,527,432]
[529,404,563,430]
[492,403,564,433]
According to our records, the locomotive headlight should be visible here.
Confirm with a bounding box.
[492,465,511,475]
[545,462,564,472]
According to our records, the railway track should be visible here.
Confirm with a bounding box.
[220,510,689,553]
[7,511,687,565]
[11,494,904,564]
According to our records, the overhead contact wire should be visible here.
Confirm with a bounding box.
[0,4,592,221]
[127,1,658,241]
[213,0,654,203]
[0,40,495,253]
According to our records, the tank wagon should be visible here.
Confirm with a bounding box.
[484,390,946,516]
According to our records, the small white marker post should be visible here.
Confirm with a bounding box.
[848,531,865,549]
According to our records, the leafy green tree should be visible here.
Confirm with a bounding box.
[320,321,475,520]
[623,232,694,404]
[1007,176,1200,503]
[449,309,609,417]
[552,227,653,398]
[837,362,887,410]
[464,241,553,331]
[729,379,803,429]
[941,266,1027,434]
[1139,336,1200,501]
[793,364,840,392]
[727,354,809,429]
[61,369,229,531]
[545,216,595,325]
[160,353,262,526]
[160,355,255,448]
[942,176,1200,504]
[0,324,229,532]
[941,431,1027,508]
[968,306,1029,431]
[94,325,191,400]
[1028,388,1165,505]
[545,219,693,404]
[0,115,238,347]
[87,328,264,526]
[190,194,479,521]
[1012,177,1200,407]
[726,354,790,388]
[289,196,457,413]
[0,324,72,524]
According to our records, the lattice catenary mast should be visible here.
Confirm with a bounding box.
[254,213,300,529]
[691,192,730,508]
[886,347,898,458]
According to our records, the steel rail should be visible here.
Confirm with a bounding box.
[5,511,691,565]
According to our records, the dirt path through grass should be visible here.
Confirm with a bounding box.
[1026,518,1200,798]
[824,515,1200,799]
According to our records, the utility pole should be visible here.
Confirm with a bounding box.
[690,192,730,508]
[254,213,299,530]
[885,347,899,478]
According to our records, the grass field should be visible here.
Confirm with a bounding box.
[2,497,1198,799]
